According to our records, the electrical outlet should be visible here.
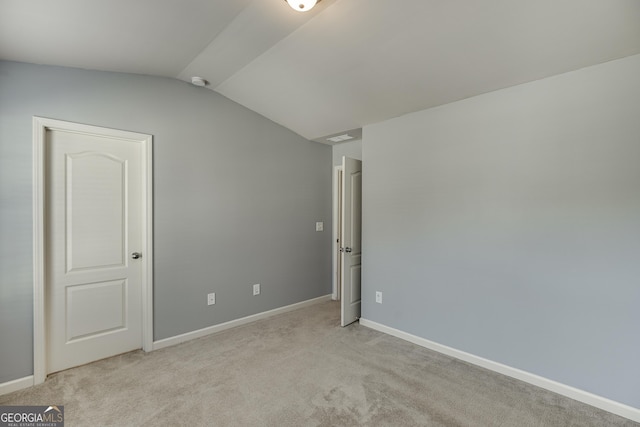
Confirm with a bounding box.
[253,283,260,296]
[375,291,382,304]
[207,292,216,306]
[316,221,324,232]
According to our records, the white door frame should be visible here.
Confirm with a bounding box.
[332,165,343,300]
[32,117,154,385]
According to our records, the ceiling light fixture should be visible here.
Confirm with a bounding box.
[285,0,320,12]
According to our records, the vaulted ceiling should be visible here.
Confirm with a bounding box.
[2,0,640,143]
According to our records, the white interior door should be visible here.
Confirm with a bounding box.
[45,127,144,374]
[341,157,362,327]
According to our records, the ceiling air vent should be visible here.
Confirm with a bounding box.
[327,134,354,143]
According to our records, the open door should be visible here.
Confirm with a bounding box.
[340,157,362,326]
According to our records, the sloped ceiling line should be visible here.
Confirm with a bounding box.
[2,0,640,142]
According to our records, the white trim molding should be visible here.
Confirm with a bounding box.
[331,165,343,301]
[359,318,640,423]
[141,132,154,353]
[32,117,154,384]
[153,294,332,350]
[0,376,34,397]
[32,118,46,385]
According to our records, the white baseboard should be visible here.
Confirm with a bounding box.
[359,318,640,423]
[153,294,332,351]
[0,376,34,396]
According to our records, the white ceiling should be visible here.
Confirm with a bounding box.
[2,0,640,143]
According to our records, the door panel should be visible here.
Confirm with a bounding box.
[349,258,361,303]
[66,152,126,271]
[65,279,127,342]
[46,128,143,374]
[341,157,362,327]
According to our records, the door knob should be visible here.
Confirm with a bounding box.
[131,252,142,260]
[344,247,352,253]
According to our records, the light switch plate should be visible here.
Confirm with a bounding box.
[316,222,324,232]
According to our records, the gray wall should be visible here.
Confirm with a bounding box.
[332,139,362,166]
[0,61,332,384]
[362,54,640,408]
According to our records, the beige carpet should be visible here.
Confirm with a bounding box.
[1,300,636,426]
